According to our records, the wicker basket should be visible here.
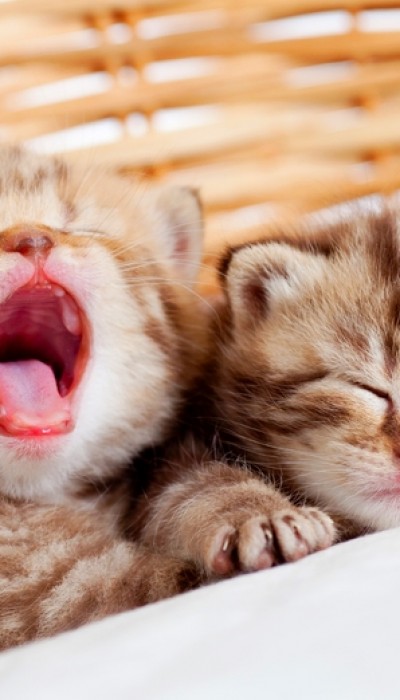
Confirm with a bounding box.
[1,0,400,292]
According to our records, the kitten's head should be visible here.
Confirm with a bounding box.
[0,146,204,503]
[218,200,400,531]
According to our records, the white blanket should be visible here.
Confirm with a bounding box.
[1,528,400,700]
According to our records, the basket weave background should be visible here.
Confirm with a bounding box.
[0,0,400,292]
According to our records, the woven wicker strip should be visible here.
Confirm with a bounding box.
[0,1,399,291]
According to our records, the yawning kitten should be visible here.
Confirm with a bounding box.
[0,145,204,649]
[0,146,204,509]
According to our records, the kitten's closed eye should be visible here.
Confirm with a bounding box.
[351,382,392,404]
[298,375,391,405]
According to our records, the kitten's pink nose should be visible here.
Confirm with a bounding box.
[5,230,54,257]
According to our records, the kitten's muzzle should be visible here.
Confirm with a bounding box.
[13,234,53,257]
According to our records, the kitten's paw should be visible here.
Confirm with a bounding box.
[208,506,335,577]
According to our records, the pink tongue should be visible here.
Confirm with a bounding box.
[0,360,71,435]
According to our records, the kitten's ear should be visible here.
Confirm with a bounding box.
[153,186,203,285]
[220,241,324,326]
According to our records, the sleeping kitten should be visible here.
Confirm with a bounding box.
[0,145,204,649]
[133,199,400,573]
[210,200,400,537]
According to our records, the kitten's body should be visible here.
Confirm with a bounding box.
[0,497,198,651]
[0,146,205,649]
[132,200,400,573]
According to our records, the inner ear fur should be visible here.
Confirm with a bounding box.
[153,185,203,285]
[220,239,326,327]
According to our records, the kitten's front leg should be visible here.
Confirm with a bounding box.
[138,462,336,577]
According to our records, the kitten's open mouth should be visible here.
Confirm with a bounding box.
[0,283,88,437]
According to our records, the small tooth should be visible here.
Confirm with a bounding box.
[54,287,65,298]
[60,296,82,335]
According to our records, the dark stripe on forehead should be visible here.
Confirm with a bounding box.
[335,323,369,357]
[31,167,47,190]
[366,208,400,283]
[54,159,68,185]
[218,232,337,284]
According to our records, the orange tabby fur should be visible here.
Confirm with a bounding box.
[0,497,199,651]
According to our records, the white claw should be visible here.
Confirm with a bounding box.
[222,536,230,552]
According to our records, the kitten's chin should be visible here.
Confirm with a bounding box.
[362,487,400,530]
[335,490,400,532]
[3,434,65,460]
[0,436,74,502]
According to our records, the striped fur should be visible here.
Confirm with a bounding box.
[0,498,200,650]
[133,453,335,577]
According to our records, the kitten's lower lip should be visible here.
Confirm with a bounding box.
[6,433,64,460]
